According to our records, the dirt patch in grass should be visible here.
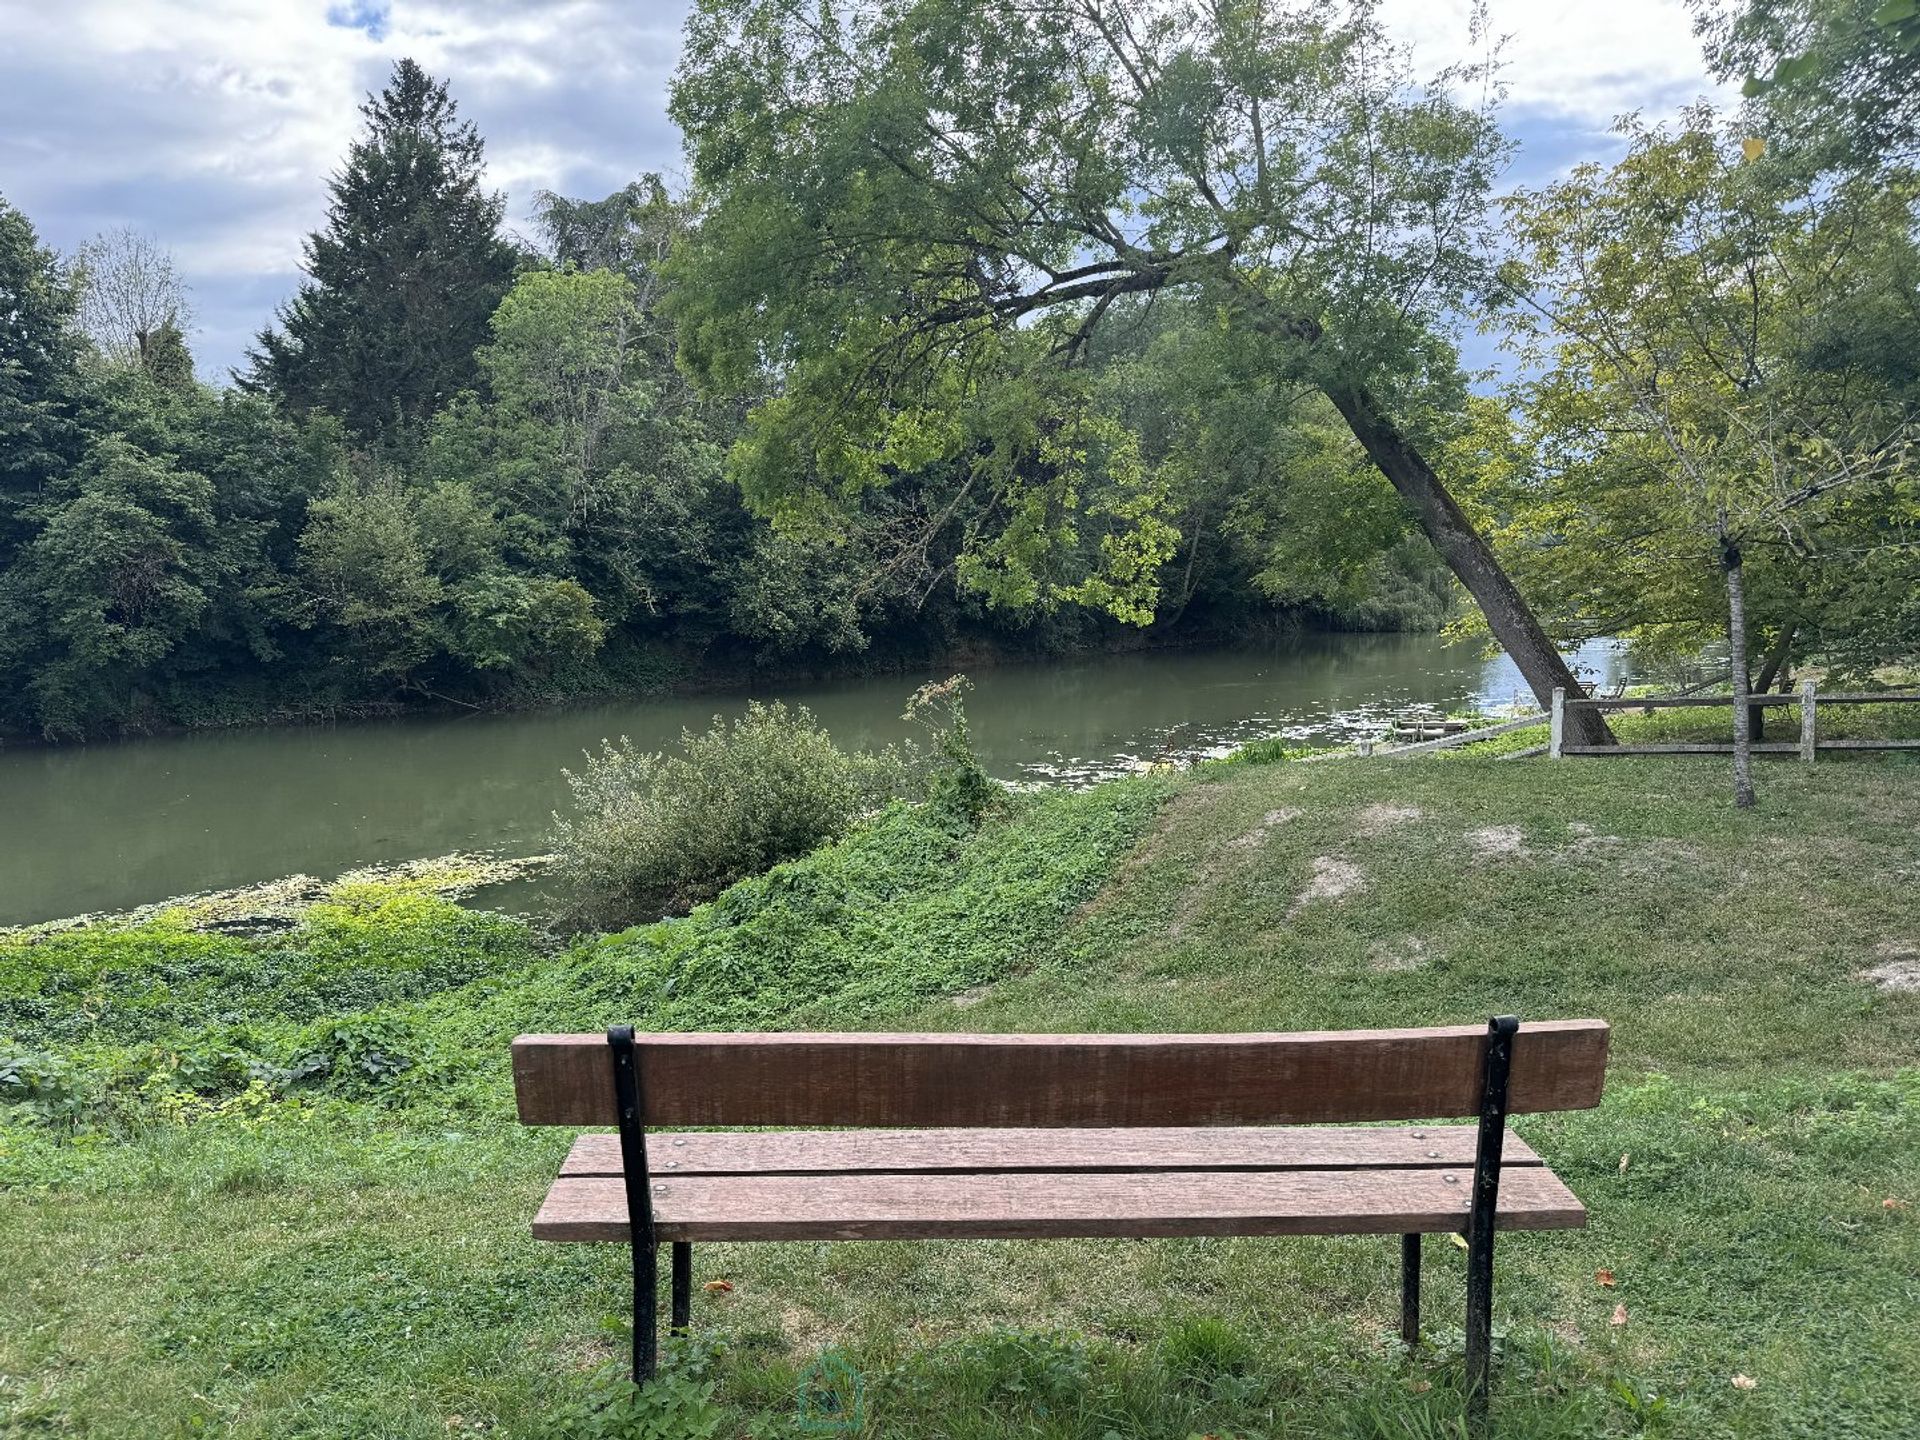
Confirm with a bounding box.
[1369,935,1431,973]
[1229,807,1302,849]
[1465,824,1528,859]
[1354,802,1423,837]
[1289,856,1366,915]
[1863,941,1920,993]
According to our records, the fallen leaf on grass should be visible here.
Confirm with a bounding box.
[702,1279,734,1293]
[1595,1269,1616,1288]
[1610,1304,1629,1327]
[1732,1374,1758,1390]
[1449,1233,1468,1250]
[1619,1153,1631,1175]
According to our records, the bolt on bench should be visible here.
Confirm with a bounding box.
[513,1017,1608,1416]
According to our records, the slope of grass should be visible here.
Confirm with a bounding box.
[2,752,1916,1438]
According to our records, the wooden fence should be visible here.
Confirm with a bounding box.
[1549,681,1920,760]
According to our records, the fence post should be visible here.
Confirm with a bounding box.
[1549,687,1566,760]
[1799,679,1817,763]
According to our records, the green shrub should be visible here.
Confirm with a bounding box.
[0,1040,94,1128]
[904,675,1002,828]
[552,700,909,930]
[284,1016,421,1095]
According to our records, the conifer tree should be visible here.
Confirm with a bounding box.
[0,194,84,555]
[245,59,518,450]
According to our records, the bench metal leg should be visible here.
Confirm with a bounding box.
[631,1242,659,1383]
[608,1027,660,1385]
[1400,1233,1421,1346]
[671,1241,692,1333]
[1465,1016,1518,1426]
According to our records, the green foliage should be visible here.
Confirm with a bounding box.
[550,1351,729,1440]
[903,676,1003,828]
[0,193,85,555]
[0,889,534,1051]
[1477,109,1920,675]
[668,0,1518,650]
[292,469,608,688]
[1701,0,1920,172]
[243,59,519,451]
[1091,304,1454,635]
[0,1041,93,1128]
[284,1015,419,1095]
[566,776,1165,1033]
[0,436,223,735]
[2,155,1460,742]
[535,174,689,286]
[552,700,912,928]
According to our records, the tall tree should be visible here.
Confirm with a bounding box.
[1490,113,1919,806]
[73,226,195,380]
[534,176,690,299]
[0,437,226,737]
[0,195,86,557]
[244,58,519,450]
[670,0,1613,742]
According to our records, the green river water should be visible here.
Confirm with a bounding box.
[0,633,1627,926]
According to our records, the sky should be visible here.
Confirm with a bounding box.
[0,0,1728,382]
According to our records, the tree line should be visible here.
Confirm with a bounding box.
[0,58,1442,742]
[2,1,1915,751]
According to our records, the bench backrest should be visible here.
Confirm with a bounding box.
[512,1020,1609,1128]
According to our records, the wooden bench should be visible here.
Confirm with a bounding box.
[513,1016,1608,1417]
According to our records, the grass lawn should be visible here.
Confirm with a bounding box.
[2,745,1916,1438]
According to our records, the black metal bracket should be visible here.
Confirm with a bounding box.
[1464,1014,1518,1421]
[608,1025,658,1384]
[1399,1232,1421,1348]
[607,1026,694,1386]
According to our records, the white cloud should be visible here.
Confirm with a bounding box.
[0,0,1719,379]
[0,0,689,376]
[1381,0,1728,125]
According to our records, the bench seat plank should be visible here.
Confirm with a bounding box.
[532,1165,1587,1242]
[557,1125,1543,1178]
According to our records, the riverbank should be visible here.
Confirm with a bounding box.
[0,620,1309,750]
[3,745,1915,1437]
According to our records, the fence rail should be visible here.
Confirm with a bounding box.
[1550,681,1920,761]
[1370,710,1549,757]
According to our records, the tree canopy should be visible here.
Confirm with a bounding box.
[244,59,520,451]
[668,0,1608,735]
[0,195,85,555]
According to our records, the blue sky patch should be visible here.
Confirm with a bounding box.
[326,1,391,42]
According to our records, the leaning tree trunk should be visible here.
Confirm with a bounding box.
[1721,538,1756,809]
[1748,622,1796,741]
[1325,383,1616,747]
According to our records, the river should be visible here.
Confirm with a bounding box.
[0,634,1628,926]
